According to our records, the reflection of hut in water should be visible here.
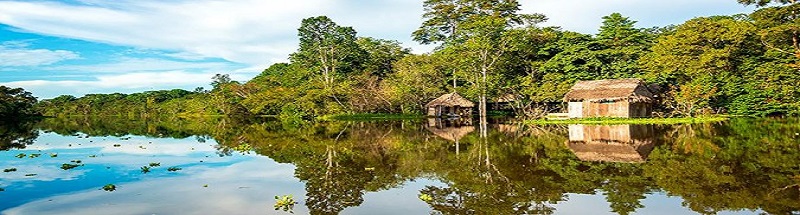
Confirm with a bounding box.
[426,118,475,142]
[426,92,474,118]
[563,79,654,118]
[566,124,656,163]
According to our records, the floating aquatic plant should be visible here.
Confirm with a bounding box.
[102,184,116,192]
[61,163,81,170]
[418,193,433,202]
[3,168,17,172]
[273,195,296,213]
[149,162,161,167]
[140,166,151,173]
[167,167,182,172]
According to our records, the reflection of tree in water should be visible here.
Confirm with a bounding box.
[0,119,39,150]
[32,116,800,214]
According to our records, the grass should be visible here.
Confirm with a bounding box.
[526,116,730,125]
[320,113,424,121]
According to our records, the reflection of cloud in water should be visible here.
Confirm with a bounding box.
[2,157,307,215]
[0,164,86,182]
[28,134,218,156]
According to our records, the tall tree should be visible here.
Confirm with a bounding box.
[413,0,526,45]
[291,16,365,87]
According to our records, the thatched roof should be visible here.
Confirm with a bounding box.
[563,78,654,102]
[566,141,655,163]
[427,92,475,108]
[427,126,475,142]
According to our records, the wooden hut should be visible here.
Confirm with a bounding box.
[563,79,654,118]
[426,92,475,117]
[566,124,656,163]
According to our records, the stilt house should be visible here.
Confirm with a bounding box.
[426,92,474,117]
[563,79,654,118]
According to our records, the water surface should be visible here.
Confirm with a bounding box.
[0,117,798,214]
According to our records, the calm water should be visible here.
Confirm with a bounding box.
[0,117,798,215]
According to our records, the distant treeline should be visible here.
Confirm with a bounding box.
[32,0,800,118]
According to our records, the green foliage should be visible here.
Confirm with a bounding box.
[140,166,151,173]
[0,86,39,120]
[274,195,297,213]
[60,163,81,170]
[102,184,116,192]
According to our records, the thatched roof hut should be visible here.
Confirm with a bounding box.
[563,79,655,118]
[426,92,474,117]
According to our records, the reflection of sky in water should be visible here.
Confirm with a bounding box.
[0,132,767,215]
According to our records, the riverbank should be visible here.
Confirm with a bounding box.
[525,116,730,125]
[319,113,425,121]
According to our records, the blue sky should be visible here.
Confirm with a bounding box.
[0,0,757,99]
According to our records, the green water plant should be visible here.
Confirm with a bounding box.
[61,163,81,170]
[418,193,433,202]
[102,184,116,192]
[273,195,296,213]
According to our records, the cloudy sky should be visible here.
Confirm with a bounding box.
[0,0,757,99]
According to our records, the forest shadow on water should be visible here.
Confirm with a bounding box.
[0,116,798,215]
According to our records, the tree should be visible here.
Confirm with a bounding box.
[641,16,764,116]
[412,0,528,45]
[356,37,410,77]
[291,16,365,87]
[750,3,800,66]
[0,86,39,120]
[737,0,797,7]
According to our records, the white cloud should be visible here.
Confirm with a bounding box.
[0,41,79,66]
[46,57,235,74]
[0,0,331,66]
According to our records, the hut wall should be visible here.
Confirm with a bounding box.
[582,100,630,118]
[568,102,583,118]
[628,102,651,118]
[427,107,437,116]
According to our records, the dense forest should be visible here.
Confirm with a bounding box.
[25,0,800,119]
